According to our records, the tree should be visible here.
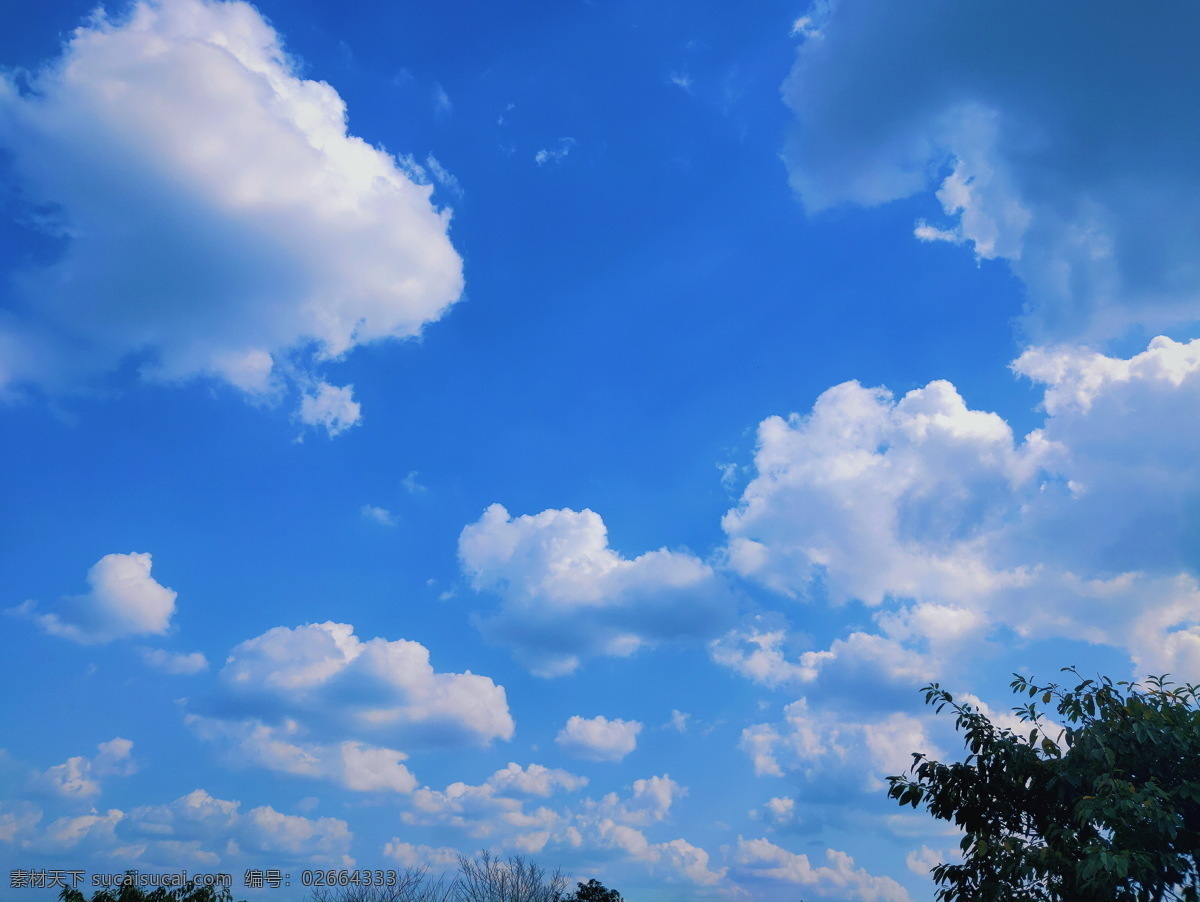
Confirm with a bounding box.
[307,867,453,902]
[59,879,244,902]
[887,668,1200,902]
[563,879,623,902]
[452,852,568,902]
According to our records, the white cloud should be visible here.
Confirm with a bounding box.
[534,138,576,167]
[0,801,43,845]
[0,0,462,420]
[360,504,396,527]
[298,381,361,436]
[460,504,734,675]
[555,716,642,763]
[666,710,690,733]
[722,379,1053,606]
[241,805,353,862]
[216,621,513,746]
[35,738,136,800]
[425,155,463,200]
[739,699,940,790]
[781,1,1200,342]
[732,837,911,902]
[9,784,352,867]
[401,762,588,845]
[486,762,589,797]
[186,716,418,794]
[721,348,1200,681]
[139,648,209,675]
[401,470,428,494]
[394,770,718,887]
[383,840,461,869]
[9,553,177,644]
[190,621,512,789]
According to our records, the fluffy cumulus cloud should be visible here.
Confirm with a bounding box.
[460,504,735,676]
[189,621,513,788]
[782,0,1200,342]
[0,0,462,420]
[733,837,912,902]
[722,379,1052,607]
[9,552,177,644]
[401,762,588,852]
[554,716,642,763]
[722,337,1200,681]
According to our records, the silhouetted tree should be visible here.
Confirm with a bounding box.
[59,879,243,902]
[563,878,623,902]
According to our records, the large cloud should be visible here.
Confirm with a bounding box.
[782,0,1200,342]
[0,0,462,427]
[460,504,736,676]
[8,552,177,644]
[191,621,514,788]
[723,337,1200,680]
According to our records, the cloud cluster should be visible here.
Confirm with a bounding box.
[732,837,912,902]
[191,621,514,788]
[396,768,719,886]
[18,788,350,867]
[721,339,1200,681]
[0,0,462,425]
[9,552,177,644]
[460,504,735,676]
[402,762,588,851]
[782,0,1200,342]
[739,698,939,793]
[2,786,353,869]
[33,738,136,800]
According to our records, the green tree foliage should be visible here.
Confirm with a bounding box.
[887,668,1200,902]
[59,878,244,902]
[563,879,623,902]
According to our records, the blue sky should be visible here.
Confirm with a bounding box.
[2,1,1200,899]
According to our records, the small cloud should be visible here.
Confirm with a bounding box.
[555,715,642,762]
[498,102,515,126]
[401,471,428,494]
[433,84,453,115]
[717,462,740,493]
[425,155,463,200]
[361,505,396,527]
[913,219,962,245]
[790,2,830,39]
[140,648,209,675]
[668,71,693,91]
[535,138,577,167]
[298,382,361,437]
[666,710,690,733]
